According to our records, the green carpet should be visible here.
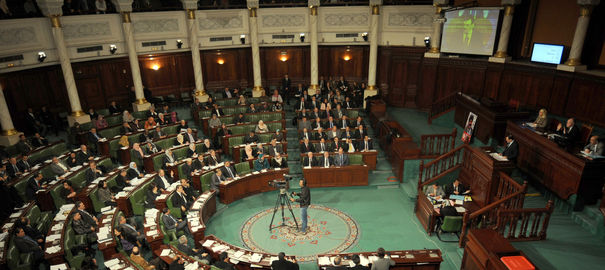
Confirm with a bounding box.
[240,204,360,261]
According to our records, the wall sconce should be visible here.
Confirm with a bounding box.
[151,64,160,71]
[279,51,288,62]
[299,33,305,43]
[217,58,225,65]
[37,52,46,62]
[177,40,183,49]
[109,44,117,54]
[424,36,431,49]
[362,32,368,42]
[240,34,246,44]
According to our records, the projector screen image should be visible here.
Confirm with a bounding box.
[441,8,501,56]
[531,43,564,64]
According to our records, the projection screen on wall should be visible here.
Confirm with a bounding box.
[440,8,502,56]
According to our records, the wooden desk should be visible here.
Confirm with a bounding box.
[298,151,378,170]
[233,142,288,164]
[202,111,285,135]
[219,168,288,204]
[97,207,119,260]
[201,235,296,270]
[455,93,529,144]
[188,191,217,248]
[317,249,442,270]
[414,192,478,235]
[115,174,156,217]
[507,121,605,207]
[155,244,211,269]
[0,203,34,267]
[44,204,76,265]
[221,130,288,156]
[302,165,369,187]
[105,253,139,269]
[461,229,538,270]
[143,210,165,252]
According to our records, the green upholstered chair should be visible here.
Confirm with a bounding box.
[159,213,178,244]
[200,172,213,192]
[166,192,182,219]
[7,240,33,270]
[50,184,67,210]
[97,108,110,116]
[128,181,152,216]
[349,154,363,165]
[437,216,463,242]
[235,162,251,175]
[132,110,149,120]
[25,205,52,233]
[13,179,29,202]
[65,222,86,268]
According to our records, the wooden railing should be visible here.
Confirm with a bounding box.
[418,144,467,190]
[428,92,458,124]
[494,200,555,241]
[419,128,457,159]
[459,172,528,247]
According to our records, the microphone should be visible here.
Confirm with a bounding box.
[283,174,293,178]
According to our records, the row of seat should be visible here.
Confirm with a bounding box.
[203,111,284,134]
[225,132,284,156]
[104,124,183,161]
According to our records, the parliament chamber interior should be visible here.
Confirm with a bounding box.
[1,0,605,270]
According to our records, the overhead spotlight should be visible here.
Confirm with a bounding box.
[37,52,46,63]
[109,44,117,54]
[299,33,305,43]
[240,34,246,45]
[176,40,183,49]
[362,32,368,42]
[424,36,431,49]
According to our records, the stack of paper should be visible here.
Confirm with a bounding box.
[202,240,215,247]
[160,249,171,257]
[116,191,128,198]
[104,258,120,268]
[101,206,114,214]
[185,262,199,270]
[45,246,61,254]
[146,230,158,237]
[317,257,331,266]
[249,253,263,263]
[359,255,370,266]
[50,263,69,270]
[232,250,245,259]
[2,223,13,230]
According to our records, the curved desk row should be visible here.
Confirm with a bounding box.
[316,249,442,270]
[232,141,288,165]
[299,150,377,170]
[144,208,166,252]
[201,235,296,270]
[187,191,217,248]
[202,111,285,136]
[44,204,76,265]
[0,202,35,268]
[156,244,211,270]
[219,168,289,204]
[302,165,369,187]
[97,207,120,260]
[115,173,157,217]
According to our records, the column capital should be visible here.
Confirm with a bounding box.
[371,5,380,15]
[501,0,521,5]
[369,0,383,5]
[111,0,134,13]
[180,0,198,10]
[308,0,320,7]
[247,0,259,9]
[187,9,196,19]
[36,0,64,17]
[310,6,318,16]
[249,7,257,17]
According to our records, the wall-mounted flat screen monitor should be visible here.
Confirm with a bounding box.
[530,43,565,64]
[441,8,501,56]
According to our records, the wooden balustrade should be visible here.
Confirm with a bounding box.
[459,175,528,247]
[417,144,467,190]
[419,128,457,159]
[428,92,458,124]
[495,200,554,241]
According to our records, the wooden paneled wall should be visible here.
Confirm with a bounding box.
[138,52,195,95]
[318,46,369,83]
[202,48,252,90]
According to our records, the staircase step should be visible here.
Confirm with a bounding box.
[572,212,599,235]
[400,180,418,201]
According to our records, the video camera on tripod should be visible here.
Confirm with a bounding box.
[268,174,294,194]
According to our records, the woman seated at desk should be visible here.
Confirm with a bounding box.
[255,120,269,133]
[530,108,548,129]
[254,154,271,171]
[271,153,288,169]
[425,183,445,200]
[242,145,257,161]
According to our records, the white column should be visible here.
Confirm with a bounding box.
[0,85,23,146]
[557,0,599,72]
[121,13,151,111]
[363,3,381,107]
[425,0,447,58]
[249,7,264,97]
[50,16,91,126]
[308,4,319,96]
[186,10,208,102]
[489,0,520,63]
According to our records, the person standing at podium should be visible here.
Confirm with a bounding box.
[291,179,311,234]
[500,134,519,163]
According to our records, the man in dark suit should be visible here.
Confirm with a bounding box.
[6,158,21,179]
[205,150,221,166]
[222,161,238,180]
[271,252,299,270]
[302,152,316,168]
[222,87,234,99]
[314,127,328,141]
[88,128,102,145]
[323,116,336,129]
[181,158,194,180]
[17,155,33,173]
[334,148,349,166]
[211,104,224,117]
[121,122,135,134]
[555,118,579,146]
[340,126,354,140]
[300,138,315,153]
[327,256,348,270]
[176,235,213,263]
[354,125,365,139]
[501,134,519,163]
[30,133,48,148]
[329,137,343,153]
[311,117,322,130]
[243,131,260,144]
[298,117,311,131]
[153,126,166,140]
[13,227,45,267]
[118,215,146,245]
[349,255,369,270]
[15,217,44,246]
[444,179,469,197]
[267,139,283,156]
[309,96,319,110]
[319,152,333,168]
[26,173,47,201]
[359,135,373,151]
[77,145,95,164]
[154,169,174,191]
[210,169,225,194]
[76,201,98,227]
[299,127,311,140]
[184,128,197,144]
[16,135,33,155]
[343,97,356,109]
[72,212,97,244]
[172,185,191,212]
[281,74,291,92]
[339,115,350,129]
[162,208,190,235]
[296,97,308,111]
[85,161,103,184]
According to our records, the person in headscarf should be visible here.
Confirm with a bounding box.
[237,95,247,106]
[255,120,269,133]
[242,144,256,161]
[127,162,144,179]
[122,110,134,123]
[174,134,186,147]
[271,152,288,169]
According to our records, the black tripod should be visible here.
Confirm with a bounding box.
[269,188,299,231]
